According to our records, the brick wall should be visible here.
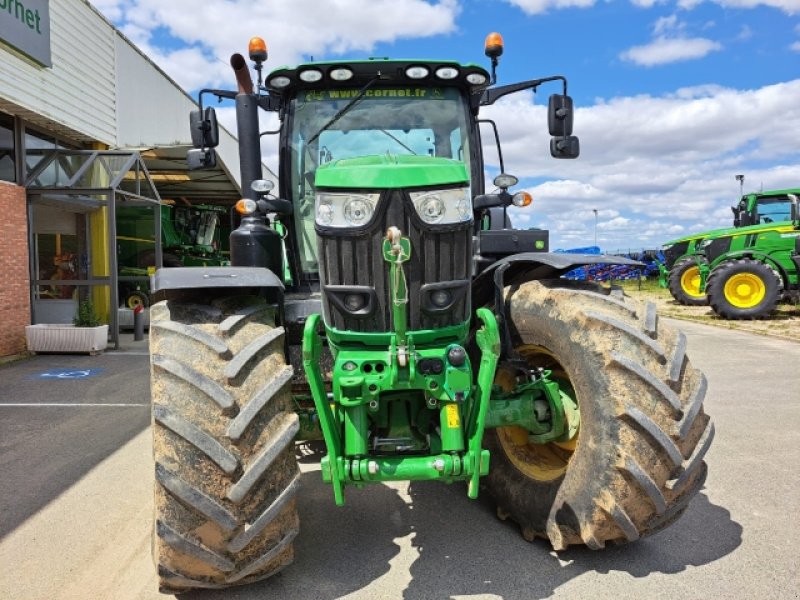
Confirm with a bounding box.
[0,181,30,356]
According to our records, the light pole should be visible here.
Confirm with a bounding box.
[593,209,598,248]
[735,174,744,197]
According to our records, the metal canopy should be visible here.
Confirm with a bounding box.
[139,145,243,205]
[26,150,163,350]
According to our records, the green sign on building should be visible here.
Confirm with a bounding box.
[0,0,51,67]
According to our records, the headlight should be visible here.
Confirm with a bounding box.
[410,188,472,225]
[315,192,380,228]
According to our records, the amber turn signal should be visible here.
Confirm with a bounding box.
[512,191,532,207]
[235,198,258,215]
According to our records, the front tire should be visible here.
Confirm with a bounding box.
[483,280,713,550]
[150,295,300,593]
[668,258,707,306]
[706,259,782,319]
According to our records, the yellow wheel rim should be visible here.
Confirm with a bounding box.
[127,294,144,309]
[723,272,766,308]
[495,345,578,482]
[680,265,704,298]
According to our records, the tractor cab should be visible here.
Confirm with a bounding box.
[732,189,799,226]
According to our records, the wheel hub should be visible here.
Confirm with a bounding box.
[681,265,704,298]
[724,272,766,308]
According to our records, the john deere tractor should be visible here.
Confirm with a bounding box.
[699,196,800,319]
[147,34,713,593]
[661,188,799,305]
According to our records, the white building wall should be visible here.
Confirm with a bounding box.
[114,34,243,186]
[0,0,116,144]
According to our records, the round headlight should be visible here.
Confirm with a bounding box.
[430,289,452,308]
[329,68,354,81]
[299,69,323,82]
[269,76,291,89]
[317,202,333,225]
[435,67,459,80]
[344,293,365,311]
[344,197,374,226]
[405,66,430,80]
[466,72,488,85]
[417,195,446,224]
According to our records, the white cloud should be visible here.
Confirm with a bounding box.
[97,0,460,91]
[678,0,800,14]
[487,80,800,249]
[504,0,596,14]
[620,36,723,66]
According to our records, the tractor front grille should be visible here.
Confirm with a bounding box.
[664,240,689,269]
[317,189,472,333]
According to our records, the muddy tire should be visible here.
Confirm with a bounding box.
[668,258,707,306]
[706,258,782,320]
[149,295,299,593]
[483,280,713,550]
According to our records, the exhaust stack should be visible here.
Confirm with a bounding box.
[230,53,254,95]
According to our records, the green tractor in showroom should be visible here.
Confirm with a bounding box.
[699,198,800,319]
[147,34,713,593]
[661,188,799,306]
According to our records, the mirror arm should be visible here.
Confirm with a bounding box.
[480,75,567,106]
[198,88,238,114]
[476,119,505,174]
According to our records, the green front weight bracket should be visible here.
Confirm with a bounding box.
[466,307,500,498]
[302,313,346,505]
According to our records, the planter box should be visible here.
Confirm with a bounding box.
[25,324,109,354]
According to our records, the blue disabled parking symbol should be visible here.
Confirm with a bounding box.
[33,368,105,380]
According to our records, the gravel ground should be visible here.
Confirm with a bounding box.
[621,283,800,342]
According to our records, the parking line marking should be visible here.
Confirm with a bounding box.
[0,403,149,407]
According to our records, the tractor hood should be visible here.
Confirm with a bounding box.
[662,226,734,248]
[315,154,469,190]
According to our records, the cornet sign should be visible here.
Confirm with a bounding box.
[0,0,51,67]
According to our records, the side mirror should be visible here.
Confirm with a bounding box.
[186,148,217,170]
[550,136,580,159]
[548,94,574,137]
[190,107,220,149]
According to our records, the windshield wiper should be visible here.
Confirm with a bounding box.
[380,130,417,155]
[306,73,381,146]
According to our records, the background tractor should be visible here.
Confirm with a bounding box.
[117,203,230,308]
[660,187,798,306]
[699,197,800,318]
[147,34,713,593]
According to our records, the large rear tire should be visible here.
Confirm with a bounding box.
[668,258,707,306]
[706,258,782,319]
[483,280,713,550]
[150,295,299,593]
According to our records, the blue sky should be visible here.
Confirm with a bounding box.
[92,0,800,251]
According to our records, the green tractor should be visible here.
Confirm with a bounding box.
[660,188,799,306]
[147,34,713,593]
[117,203,230,308]
[698,198,800,319]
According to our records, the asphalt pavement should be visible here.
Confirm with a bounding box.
[0,323,798,600]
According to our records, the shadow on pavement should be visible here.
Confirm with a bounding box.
[402,482,742,600]
[173,463,741,600]
[180,470,413,600]
[0,353,150,540]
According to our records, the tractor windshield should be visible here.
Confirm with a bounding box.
[755,195,795,224]
[287,86,472,274]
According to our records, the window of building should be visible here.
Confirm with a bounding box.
[0,113,15,183]
[25,128,77,186]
